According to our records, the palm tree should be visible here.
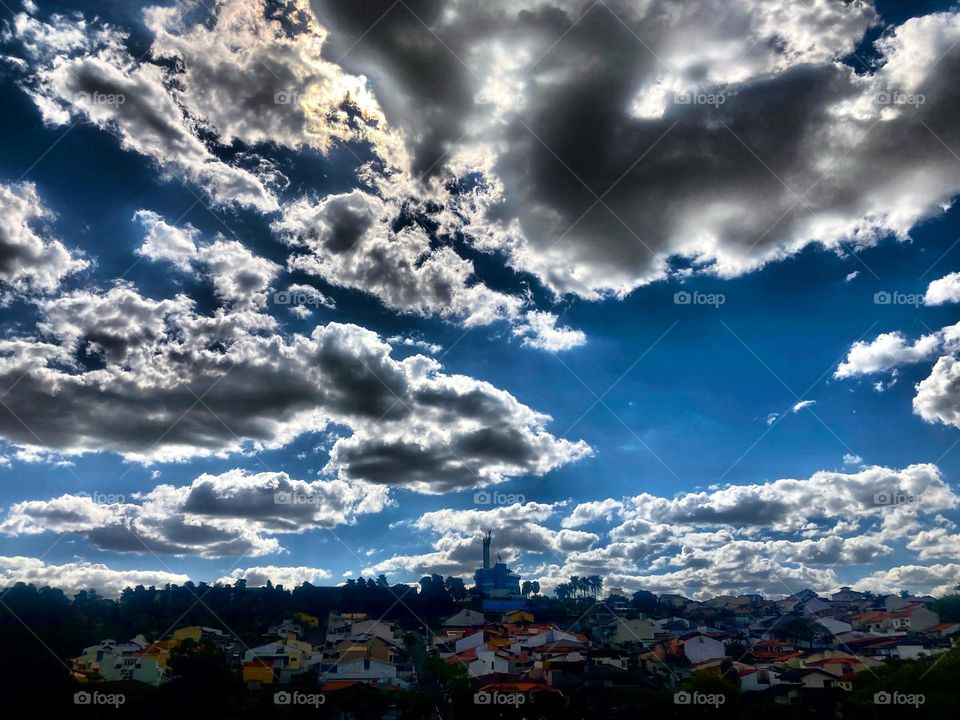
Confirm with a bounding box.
[569,576,584,598]
[556,583,572,600]
[587,575,602,598]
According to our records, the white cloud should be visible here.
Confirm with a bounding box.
[216,565,332,588]
[364,502,598,578]
[12,12,277,211]
[0,283,589,489]
[134,209,198,271]
[313,1,960,301]
[0,181,86,294]
[143,0,406,166]
[914,354,960,429]
[514,310,586,352]
[835,330,946,378]
[561,499,624,528]
[0,555,188,596]
[196,239,280,310]
[273,189,584,350]
[852,563,960,597]
[0,469,389,557]
[925,271,960,305]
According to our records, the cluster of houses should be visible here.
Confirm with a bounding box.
[71,611,413,692]
[71,625,237,685]
[69,585,957,707]
[242,611,413,691]
[430,587,957,704]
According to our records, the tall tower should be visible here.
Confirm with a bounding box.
[482,531,492,569]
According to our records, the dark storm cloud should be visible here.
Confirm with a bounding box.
[0,283,589,489]
[310,0,960,298]
[0,470,389,557]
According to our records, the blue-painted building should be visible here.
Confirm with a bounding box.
[473,531,522,599]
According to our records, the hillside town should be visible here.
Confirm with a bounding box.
[61,535,960,716]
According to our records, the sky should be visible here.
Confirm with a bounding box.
[0,0,959,600]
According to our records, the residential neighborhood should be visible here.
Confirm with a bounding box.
[61,578,960,716]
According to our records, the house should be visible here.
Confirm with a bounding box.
[455,629,488,654]
[325,657,403,687]
[680,632,727,664]
[815,617,852,636]
[72,637,169,686]
[242,661,274,685]
[595,617,655,647]
[804,654,877,677]
[171,626,231,648]
[268,619,303,638]
[659,594,690,609]
[831,587,865,603]
[522,628,587,650]
[896,644,934,660]
[443,608,486,628]
[750,639,798,661]
[920,622,960,639]
[503,609,534,624]
[587,649,629,671]
[242,639,316,683]
[471,647,512,677]
[852,605,939,634]
[335,636,397,664]
[778,667,844,689]
[802,598,832,617]
[349,619,398,644]
[653,617,690,633]
[739,666,781,692]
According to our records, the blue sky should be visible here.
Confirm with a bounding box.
[0,0,959,599]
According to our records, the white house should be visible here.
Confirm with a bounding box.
[443,609,486,628]
[816,617,853,636]
[468,647,511,677]
[739,667,780,692]
[609,618,654,645]
[523,629,584,649]
[779,668,842,689]
[831,587,864,603]
[681,633,726,664]
[455,630,486,654]
[330,658,403,686]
